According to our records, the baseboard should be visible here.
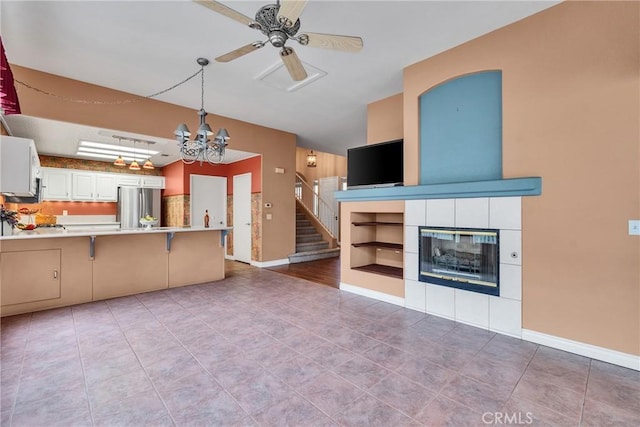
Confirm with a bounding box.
[225,255,235,260]
[522,329,640,371]
[339,282,405,307]
[251,258,289,268]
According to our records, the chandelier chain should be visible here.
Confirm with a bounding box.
[14,68,203,105]
[200,64,205,111]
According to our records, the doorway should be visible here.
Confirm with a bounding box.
[190,175,227,228]
[233,173,252,264]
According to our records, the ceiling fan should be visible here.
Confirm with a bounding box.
[194,0,363,81]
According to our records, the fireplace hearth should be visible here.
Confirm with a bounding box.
[419,227,499,296]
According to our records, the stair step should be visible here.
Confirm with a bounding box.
[296,241,329,252]
[296,219,312,227]
[296,233,322,243]
[296,226,317,235]
[288,248,340,264]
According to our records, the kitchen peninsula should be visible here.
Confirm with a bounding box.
[0,226,231,316]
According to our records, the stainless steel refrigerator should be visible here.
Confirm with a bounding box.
[117,187,161,229]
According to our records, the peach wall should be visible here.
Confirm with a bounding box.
[295,147,346,183]
[367,93,403,145]
[402,2,639,355]
[340,200,405,298]
[12,65,296,262]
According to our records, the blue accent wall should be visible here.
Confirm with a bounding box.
[420,71,502,184]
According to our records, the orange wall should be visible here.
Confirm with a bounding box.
[161,155,261,196]
[161,160,184,197]
[367,93,403,145]
[12,65,296,262]
[397,1,639,355]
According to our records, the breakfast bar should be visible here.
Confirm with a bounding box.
[0,226,231,316]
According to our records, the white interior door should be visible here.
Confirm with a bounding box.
[190,175,227,227]
[233,173,252,264]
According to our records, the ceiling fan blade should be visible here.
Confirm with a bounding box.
[280,47,307,81]
[303,32,363,52]
[193,0,258,29]
[277,0,308,28]
[215,42,264,63]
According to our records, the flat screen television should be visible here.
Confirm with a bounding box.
[347,139,403,189]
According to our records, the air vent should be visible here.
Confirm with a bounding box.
[256,60,327,92]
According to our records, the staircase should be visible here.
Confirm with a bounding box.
[288,207,340,264]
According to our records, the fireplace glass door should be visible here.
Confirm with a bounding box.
[419,227,499,296]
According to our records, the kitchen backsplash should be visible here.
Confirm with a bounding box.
[39,155,163,175]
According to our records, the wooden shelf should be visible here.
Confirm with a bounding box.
[352,221,403,227]
[352,264,403,279]
[352,241,403,251]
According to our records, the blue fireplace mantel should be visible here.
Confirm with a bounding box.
[334,177,541,202]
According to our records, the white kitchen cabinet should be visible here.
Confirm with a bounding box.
[42,168,71,201]
[117,175,140,187]
[71,172,118,202]
[95,174,118,201]
[141,176,165,189]
[41,168,162,201]
[71,172,96,200]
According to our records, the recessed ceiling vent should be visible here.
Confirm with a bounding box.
[256,61,326,92]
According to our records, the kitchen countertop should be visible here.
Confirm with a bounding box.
[0,225,232,241]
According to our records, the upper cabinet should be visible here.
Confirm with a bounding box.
[141,176,165,189]
[71,172,95,200]
[95,174,118,201]
[41,168,164,202]
[42,168,71,201]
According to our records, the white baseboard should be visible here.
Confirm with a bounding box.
[522,329,640,371]
[225,255,235,260]
[339,282,405,307]
[251,258,289,268]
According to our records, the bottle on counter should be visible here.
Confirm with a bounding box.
[204,210,210,228]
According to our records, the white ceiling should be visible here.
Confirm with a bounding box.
[1,0,559,162]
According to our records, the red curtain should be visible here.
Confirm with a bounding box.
[0,36,21,115]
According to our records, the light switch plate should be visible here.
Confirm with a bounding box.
[629,220,640,236]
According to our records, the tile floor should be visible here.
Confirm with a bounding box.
[1,264,639,426]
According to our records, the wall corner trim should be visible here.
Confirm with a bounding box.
[522,329,640,371]
[340,282,405,307]
[335,177,541,202]
[251,258,289,268]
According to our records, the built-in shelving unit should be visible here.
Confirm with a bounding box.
[350,213,404,279]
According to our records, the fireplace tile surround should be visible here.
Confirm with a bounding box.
[404,197,522,338]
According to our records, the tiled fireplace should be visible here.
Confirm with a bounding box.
[404,197,522,337]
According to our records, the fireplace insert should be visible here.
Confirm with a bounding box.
[419,227,499,296]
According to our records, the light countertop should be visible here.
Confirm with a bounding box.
[0,226,232,241]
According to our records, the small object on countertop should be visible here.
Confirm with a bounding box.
[204,210,210,228]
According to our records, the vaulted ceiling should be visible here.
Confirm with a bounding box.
[2,0,558,162]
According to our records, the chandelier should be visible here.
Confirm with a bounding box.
[175,58,230,165]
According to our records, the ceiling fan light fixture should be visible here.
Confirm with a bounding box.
[198,0,362,82]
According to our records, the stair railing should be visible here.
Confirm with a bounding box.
[295,172,339,239]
